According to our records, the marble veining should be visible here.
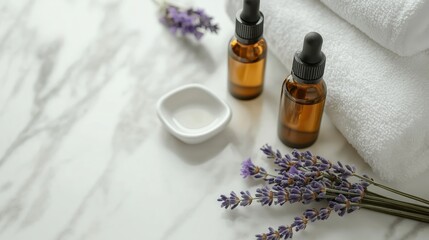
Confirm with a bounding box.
[0,0,428,239]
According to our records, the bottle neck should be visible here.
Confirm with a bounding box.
[233,35,265,46]
[235,34,263,45]
[234,11,264,45]
[291,71,323,84]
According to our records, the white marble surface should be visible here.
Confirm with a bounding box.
[0,0,428,239]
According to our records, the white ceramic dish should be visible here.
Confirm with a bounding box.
[156,84,232,144]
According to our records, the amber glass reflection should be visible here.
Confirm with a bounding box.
[228,37,267,100]
[278,74,327,148]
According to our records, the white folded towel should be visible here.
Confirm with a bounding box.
[226,0,429,182]
[321,0,429,56]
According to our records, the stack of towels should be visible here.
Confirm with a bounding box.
[226,0,429,182]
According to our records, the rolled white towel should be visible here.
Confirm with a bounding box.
[321,0,429,56]
[226,0,429,182]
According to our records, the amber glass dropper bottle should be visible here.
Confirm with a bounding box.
[228,0,267,100]
[278,32,327,148]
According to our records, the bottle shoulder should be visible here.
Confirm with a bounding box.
[283,75,326,103]
[228,36,267,62]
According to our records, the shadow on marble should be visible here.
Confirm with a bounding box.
[165,35,218,75]
[161,126,234,165]
[220,199,308,227]
[386,220,427,240]
[225,94,264,155]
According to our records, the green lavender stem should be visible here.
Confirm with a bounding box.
[326,189,429,216]
[255,162,429,210]
[365,190,386,198]
[364,196,429,214]
[356,203,429,223]
[353,174,429,206]
[261,168,429,212]
[266,150,428,206]
[293,155,429,206]
[366,190,429,212]
[362,198,429,215]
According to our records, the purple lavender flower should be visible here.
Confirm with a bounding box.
[330,194,360,216]
[317,156,332,169]
[273,167,317,189]
[255,207,333,240]
[288,166,300,175]
[260,144,279,158]
[240,158,268,179]
[194,9,218,32]
[255,233,268,240]
[302,187,317,204]
[330,201,346,216]
[256,186,274,206]
[159,5,218,40]
[272,175,291,187]
[273,185,289,205]
[292,216,308,231]
[278,225,293,239]
[288,187,302,203]
[291,150,301,159]
[309,180,326,195]
[319,207,331,220]
[229,191,240,210]
[289,172,307,186]
[350,183,366,198]
[267,227,281,240]
[217,191,244,209]
[240,191,253,206]
[257,226,293,240]
[303,208,319,222]
[333,179,352,191]
[267,145,337,180]
[273,153,291,167]
[360,174,372,188]
[217,194,230,209]
[241,158,255,178]
[332,161,355,179]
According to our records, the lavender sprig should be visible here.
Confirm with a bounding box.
[257,207,332,240]
[218,144,429,239]
[217,184,333,209]
[241,158,275,182]
[157,3,218,40]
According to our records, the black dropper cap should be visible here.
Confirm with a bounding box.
[292,32,326,83]
[235,0,264,44]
